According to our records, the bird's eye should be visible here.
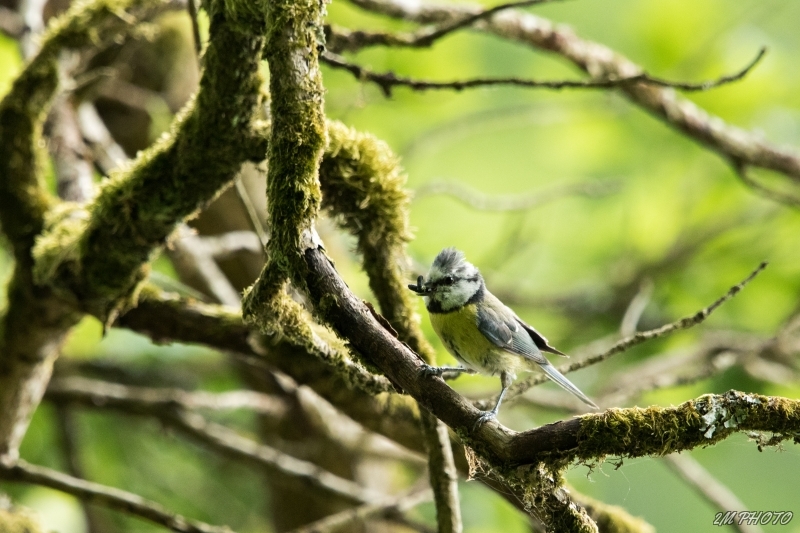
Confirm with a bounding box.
[443,275,454,285]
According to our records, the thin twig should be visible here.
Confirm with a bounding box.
[47,379,386,505]
[47,376,289,418]
[288,489,433,533]
[619,279,653,337]
[328,0,561,52]
[494,262,768,406]
[733,162,800,209]
[347,0,800,183]
[199,231,263,260]
[168,225,243,307]
[0,459,231,533]
[186,0,202,56]
[321,48,765,98]
[172,410,385,503]
[413,0,560,47]
[54,405,105,533]
[413,179,618,211]
[234,178,269,250]
[420,411,462,533]
[664,454,764,533]
[77,102,129,175]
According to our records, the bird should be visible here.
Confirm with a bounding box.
[408,247,597,428]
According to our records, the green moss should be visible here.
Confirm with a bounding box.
[575,494,654,533]
[0,50,58,265]
[319,121,432,356]
[242,0,327,347]
[35,7,266,323]
[0,507,42,533]
[259,0,327,285]
[31,203,88,301]
[574,390,800,461]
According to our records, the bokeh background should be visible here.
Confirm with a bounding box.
[1,0,800,531]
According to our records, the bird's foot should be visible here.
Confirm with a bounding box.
[473,409,498,431]
[420,364,445,378]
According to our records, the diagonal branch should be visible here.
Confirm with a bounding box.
[287,489,433,533]
[0,0,182,461]
[346,0,800,182]
[663,454,763,533]
[46,378,388,505]
[0,459,231,533]
[493,261,768,407]
[321,48,764,98]
[327,0,560,52]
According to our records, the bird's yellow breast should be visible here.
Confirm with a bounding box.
[429,304,522,375]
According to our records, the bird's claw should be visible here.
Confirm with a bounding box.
[420,364,445,378]
[473,410,498,431]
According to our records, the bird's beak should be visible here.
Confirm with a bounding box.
[407,275,429,295]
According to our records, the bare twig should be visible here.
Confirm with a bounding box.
[408,0,559,47]
[233,179,269,250]
[321,48,764,98]
[186,0,202,55]
[664,454,763,533]
[413,179,617,211]
[493,262,768,406]
[619,279,653,337]
[198,231,263,259]
[328,0,561,52]
[76,102,129,175]
[47,379,386,505]
[0,459,231,533]
[733,163,800,209]
[54,405,105,533]
[168,225,243,307]
[288,489,433,533]
[347,0,800,182]
[47,376,289,418]
[420,412,462,533]
[169,410,386,504]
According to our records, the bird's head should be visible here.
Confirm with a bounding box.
[408,247,484,312]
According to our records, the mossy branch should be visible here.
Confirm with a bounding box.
[0,0,188,461]
[117,287,424,446]
[33,5,267,324]
[242,0,327,348]
[0,0,169,263]
[321,120,463,533]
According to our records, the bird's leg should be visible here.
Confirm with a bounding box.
[473,371,513,430]
[420,365,475,379]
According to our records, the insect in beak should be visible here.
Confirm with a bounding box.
[407,275,429,295]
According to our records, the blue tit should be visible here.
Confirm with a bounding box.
[408,247,597,427]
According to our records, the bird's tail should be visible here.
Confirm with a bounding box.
[538,362,598,409]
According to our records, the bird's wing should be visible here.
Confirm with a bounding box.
[477,293,598,409]
[476,293,548,365]
[512,314,566,356]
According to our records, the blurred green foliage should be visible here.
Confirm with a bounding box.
[1,0,800,531]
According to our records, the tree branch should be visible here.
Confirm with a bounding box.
[346,0,800,182]
[412,179,617,211]
[0,459,231,533]
[0,0,177,461]
[288,489,433,533]
[47,376,289,418]
[45,377,388,505]
[320,48,764,98]
[494,261,768,407]
[326,0,560,52]
[663,454,763,533]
